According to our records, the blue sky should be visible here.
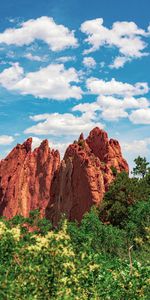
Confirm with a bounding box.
[0,0,150,170]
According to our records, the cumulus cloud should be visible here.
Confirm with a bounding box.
[0,63,82,100]
[24,53,48,62]
[83,77,150,122]
[86,77,149,97]
[83,56,96,68]
[81,18,149,67]
[49,141,69,158]
[73,95,150,121]
[72,101,100,113]
[122,138,150,155]
[109,56,131,69]
[0,16,78,51]
[0,135,14,145]
[31,136,43,149]
[0,63,24,90]
[98,96,149,121]
[129,108,150,124]
[24,112,104,136]
[55,56,76,63]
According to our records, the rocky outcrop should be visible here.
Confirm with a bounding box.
[0,127,128,222]
[86,127,129,188]
[0,139,60,218]
[46,128,129,224]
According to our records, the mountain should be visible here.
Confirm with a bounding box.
[0,127,128,223]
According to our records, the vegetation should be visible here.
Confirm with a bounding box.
[132,156,150,178]
[110,165,118,176]
[0,157,150,299]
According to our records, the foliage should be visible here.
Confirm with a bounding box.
[67,208,127,257]
[110,165,118,176]
[99,171,150,227]
[132,156,150,178]
[0,203,149,299]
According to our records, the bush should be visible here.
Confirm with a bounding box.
[0,213,149,299]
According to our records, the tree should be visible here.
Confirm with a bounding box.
[99,172,138,226]
[132,156,149,178]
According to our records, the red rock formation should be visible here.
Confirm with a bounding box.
[86,127,129,188]
[0,138,60,218]
[0,127,128,222]
[46,127,129,224]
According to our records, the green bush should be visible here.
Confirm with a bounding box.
[0,205,149,299]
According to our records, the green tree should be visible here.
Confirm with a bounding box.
[99,172,134,226]
[132,156,149,178]
[98,171,150,227]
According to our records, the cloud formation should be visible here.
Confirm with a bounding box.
[122,138,150,155]
[55,56,76,63]
[0,135,14,145]
[83,56,96,68]
[109,56,131,69]
[24,112,104,136]
[0,16,78,51]
[0,63,82,100]
[24,53,48,62]
[73,81,150,122]
[81,18,150,67]
[86,77,149,97]
[129,108,150,124]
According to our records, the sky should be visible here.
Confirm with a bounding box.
[0,0,150,170]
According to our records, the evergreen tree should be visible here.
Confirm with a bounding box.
[132,156,149,178]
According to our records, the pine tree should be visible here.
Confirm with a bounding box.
[132,156,149,178]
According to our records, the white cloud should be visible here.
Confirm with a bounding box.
[0,16,78,51]
[73,95,150,121]
[83,56,96,68]
[0,63,82,100]
[129,108,150,124]
[81,18,149,67]
[98,96,149,121]
[101,107,128,121]
[73,76,150,122]
[49,141,69,158]
[0,62,24,90]
[72,101,100,113]
[55,56,76,63]
[0,135,14,145]
[24,112,104,136]
[31,136,42,149]
[122,138,150,155]
[109,56,131,69]
[24,53,48,62]
[86,77,149,97]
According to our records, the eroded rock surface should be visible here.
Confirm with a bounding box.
[47,127,129,223]
[0,128,128,222]
[0,139,60,218]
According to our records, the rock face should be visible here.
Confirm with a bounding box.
[0,139,60,218]
[0,127,128,222]
[46,127,129,224]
